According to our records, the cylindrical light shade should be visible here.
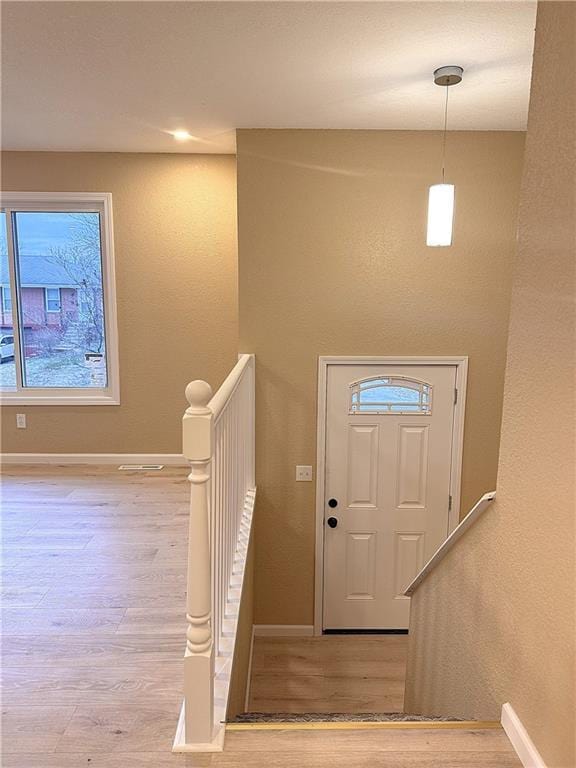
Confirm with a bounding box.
[426,183,455,247]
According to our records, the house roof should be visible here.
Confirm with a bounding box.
[0,255,78,287]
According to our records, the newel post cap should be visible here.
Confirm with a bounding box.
[185,380,213,413]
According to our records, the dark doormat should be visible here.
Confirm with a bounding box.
[229,712,463,723]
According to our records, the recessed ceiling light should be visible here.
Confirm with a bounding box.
[171,129,194,142]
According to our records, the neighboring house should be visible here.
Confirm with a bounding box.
[0,255,79,333]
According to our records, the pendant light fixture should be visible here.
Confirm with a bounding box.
[426,65,463,247]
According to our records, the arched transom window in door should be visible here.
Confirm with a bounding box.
[349,376,433,415]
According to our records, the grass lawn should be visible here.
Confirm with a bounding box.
[0,351,106,389]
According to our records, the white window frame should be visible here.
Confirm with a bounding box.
[44,287,62,313]
[0,192,120,406]
[349,375,433,415]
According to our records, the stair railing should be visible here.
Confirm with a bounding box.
[173,353,256,752]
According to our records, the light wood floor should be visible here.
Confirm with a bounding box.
[0,466,521,767]
[249,635,407,712]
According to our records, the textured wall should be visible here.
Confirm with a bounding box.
[237,129,525,625]
[405,5,575,766]
[1,152,238,453]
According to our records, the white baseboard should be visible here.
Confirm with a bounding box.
[253,624,314,637]
[0,453,187,466]
[244,625,256,712]
[172,701,225,753]
[501,703,547,768]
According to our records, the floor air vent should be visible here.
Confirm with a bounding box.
[118,464,164,471]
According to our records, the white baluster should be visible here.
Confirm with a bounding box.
[214,423,221,655]
[210,427,218,657]
[182,380,214,745]
[218,420,225,651]
[226,408,232,595]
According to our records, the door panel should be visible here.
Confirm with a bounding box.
[345,532,377,599]
[323,363,457,630]
[347,425,379,508]
[393,532,426,597]
[396,426,429,508]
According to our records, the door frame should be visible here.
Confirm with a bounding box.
[314,355,468,635]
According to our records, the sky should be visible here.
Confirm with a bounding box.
[0,211,100,256]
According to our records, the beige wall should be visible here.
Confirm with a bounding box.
[1,152,238,453]
[405,4,575,766]
[237,128,525,625]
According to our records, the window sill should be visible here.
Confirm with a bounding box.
[0,391,120,406]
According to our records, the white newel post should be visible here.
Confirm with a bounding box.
[182,379,214,745]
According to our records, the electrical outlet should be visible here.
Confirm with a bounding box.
[296,465,313,482]
[16,413,26,429]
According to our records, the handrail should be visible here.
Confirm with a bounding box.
[404,491,496,596]
[209,353,253,422]
[173,353,256,752]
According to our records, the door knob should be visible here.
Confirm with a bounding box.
[328,498,338,508]
[327,517,338,528]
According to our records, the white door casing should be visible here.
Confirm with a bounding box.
[315,357,467,634]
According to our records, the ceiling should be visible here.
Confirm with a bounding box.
[2,1,537,154]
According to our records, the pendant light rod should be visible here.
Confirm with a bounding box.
[441,85,449,183]
[434,66,463,183]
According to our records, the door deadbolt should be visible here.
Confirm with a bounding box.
[328,498,338,508]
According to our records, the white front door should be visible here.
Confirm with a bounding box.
[322,363,457,630]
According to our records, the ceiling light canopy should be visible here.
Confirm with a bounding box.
[433,65,463,87]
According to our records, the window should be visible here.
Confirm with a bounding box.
[0,193,119,405]
[350,376,432,415]
[45,287,61,313]
[1,286,12,313]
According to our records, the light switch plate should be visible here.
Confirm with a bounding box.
[296,465,313,482]
[16,413,26,429]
